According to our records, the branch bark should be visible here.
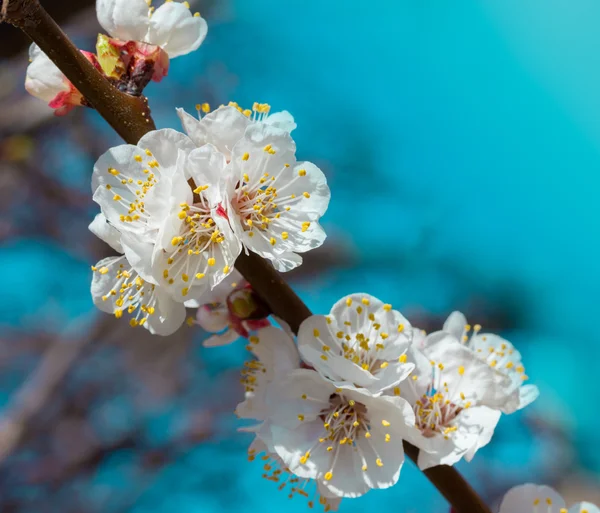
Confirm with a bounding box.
[1,0,155,143]
[1,1,492,512]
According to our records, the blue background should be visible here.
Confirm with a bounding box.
[1,0,599,511]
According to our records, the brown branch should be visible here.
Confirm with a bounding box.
[1,2,492,512]
[1,0,155,144]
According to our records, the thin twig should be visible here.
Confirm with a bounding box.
[1,2,492,511]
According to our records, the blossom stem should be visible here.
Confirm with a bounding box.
[2,3,491,512]
[0,0,155,144]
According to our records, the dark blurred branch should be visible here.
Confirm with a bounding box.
[2,4,492,512]
[0,317,113,464]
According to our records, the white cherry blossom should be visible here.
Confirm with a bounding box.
[89,214,185,335]
[96,0,207,58]
[397,332,514,469]
[91,129,241,303]
[297,293,415,394]
[224,122,329,271]
[177,103,296,160]
[263,368,415,498]
[443,311,539,413]
[25,44,98,116]
[498,484,599,513]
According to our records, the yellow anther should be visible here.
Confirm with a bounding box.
[182,273,189,282]
[99,267,109,275]
[458,365,465,375]
[399,354,407,363]
[313,329,320,337]
[376,458,383,467]
[163,269,169,279]
[115,309,123,319]
[195,273,205,280]
[303,191,311,198]
[380,362,389,369]
[134,155,143,162]
[207,257,216,266]
[270,237,276,246]
[178,210,187,219]
[201,103,210,113]
[393,387,401,396]
[181,287,189,297]
[297,414,304,421]
[223,265,230,274]
[281,231,289,240]
[113,194,122,201]
[298,169,306,176]
[381,420,390,427]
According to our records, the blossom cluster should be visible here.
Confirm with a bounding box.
[89,103,329,335]
[21,4,598,512]
[26,0,208,115]
[498,484,598,513]
[234,293,540,509]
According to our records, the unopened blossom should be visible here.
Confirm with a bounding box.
[443,311,539,413]
[297,293,415,394]
[92,129,241,302]
[187,270,270,347]
[263,368,415,498]
[177,102,296,160]
[25,44,100,116]
[96,0,207,59]
[89,214,185,335]
[248,438,341,512]
[397,332,514,469]
[498,484,599,513]
[225,122,330,271]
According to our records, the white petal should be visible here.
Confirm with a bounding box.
[96,0,150,42]
[186,144,228,202]
[196,303,229,333]
[442,311,468,341]
[25,44,69,103]
[203,329,239,347]
[147,2,208,58]
[456,406,502,463]
[499,484,565,513]
[282,161,330,219]
[569,503,600,513]
[185,106,251,157]
[517,384,540,410]
[120,231,156,283]
[88,213,123,253]
[137,128,196,175]
[145,286,186,336]
[264,111,297,133]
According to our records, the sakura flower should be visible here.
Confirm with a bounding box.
[264,368,415,498]
[235,326,300,423]
[89,213,185,335]
[96,0,207,59]
[91,129,241,302]
[297,293,415,394]
[25,44,100,116]
[187,270,270,347]
[443,311,539,413]
[247,438,341,512]
[498,484,599,513]
[177,102,296,160]
[397,332,514,469]
[225,122,330,271]
[150,143,242,301]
